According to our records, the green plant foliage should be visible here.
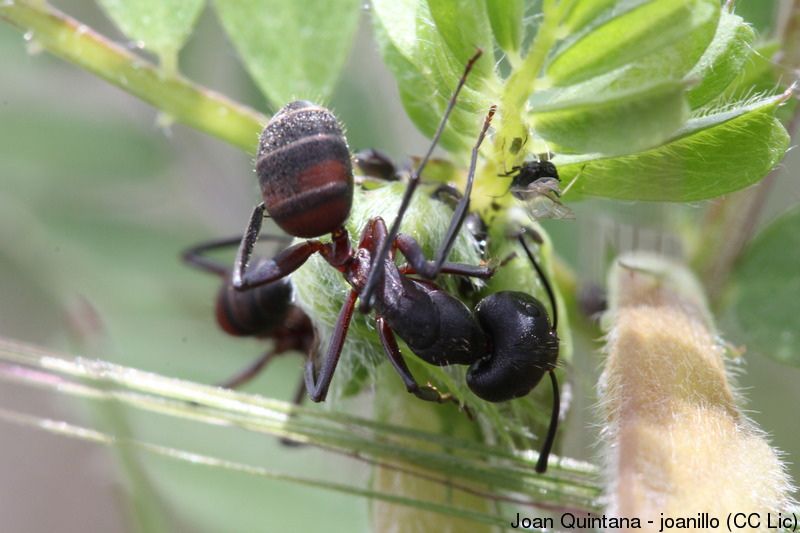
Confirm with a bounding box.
[733,0,781,36]
[723,40,782,100]
[484,0,523,55]
[726,207,800,366]
[557,94,790,201]
[374,0,789,205]
[213,0,361,109]
[562,0,616,32]
[685,10,755,109]
[545,0,718,86]
[95,0,205,67]
[372,0,496,153]
[532,78,688,155]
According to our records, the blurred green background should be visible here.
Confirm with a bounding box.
[1,1,798,532]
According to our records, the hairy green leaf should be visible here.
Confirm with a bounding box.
[96,0,205,66]
[485,0,523,54]
[726,207,800,366]
[213,0,360,109]
[723,41,782,100]
[686,10,755,109]
[546,0,718,86]
[532,78,688,155]
[428,0,493,76]
[558,94,790,201]
[733,0,780,36]
[372,0,495,152]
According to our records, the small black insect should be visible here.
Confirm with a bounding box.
[500,155,575,220]
[182,236,314,402]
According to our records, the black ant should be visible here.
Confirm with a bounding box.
[182,236,314,403]
[233,49,561,472]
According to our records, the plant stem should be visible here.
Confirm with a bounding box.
[475,1,565,211]
[0,1,267,154]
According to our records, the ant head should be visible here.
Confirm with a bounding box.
[256,101,354,238]
[468,291,558,401]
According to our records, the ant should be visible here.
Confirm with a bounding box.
[233,50,561,472]
[182,235,314,403]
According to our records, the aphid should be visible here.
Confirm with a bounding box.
[234,49,561,471]
[500,155,575,220]
[182,236,314,401]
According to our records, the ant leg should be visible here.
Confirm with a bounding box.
[497,165,522,178]
[183,234,294,277]
[371,106,497,282]
[535,370,560,474]
[216,350,278,389]
[304,290,358,402]
[517,234,558,330]
[358,49,484,313]
[376,316,467,411]
[184,236,244,277]
[394,234,493,279]
[428,105,496,274]
[233,204,326,290]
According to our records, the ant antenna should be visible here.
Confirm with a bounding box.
[359,49,484,313]
[517,232,561,473]
[536,370,560,473]
[517,234,558,331]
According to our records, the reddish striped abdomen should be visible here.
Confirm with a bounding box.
[257,101,353,238]
[215,277,293,337]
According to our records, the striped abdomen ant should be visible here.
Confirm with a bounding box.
[234,50,561,471]
[182,236,314,402]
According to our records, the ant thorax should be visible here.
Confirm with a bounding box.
[289,181,484,394]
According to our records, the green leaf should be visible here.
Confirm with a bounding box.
[372,0,495,152]
[485,0,523,54]
[726,207,800,366]
[213,0,361,109]
[561,0,616,32]
[531,78,689,155]
[428,0,493,77]
[685,10,755,109]
[95,0,205,66]
[723,41,782,101]
[732,0,780,36]
[546,0,718,86]
[557,93,790,201]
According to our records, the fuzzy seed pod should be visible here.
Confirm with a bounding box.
[599,253,793,531]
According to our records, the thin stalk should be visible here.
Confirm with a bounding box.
[476,0,569,211]
[0,1,267,153]
[0,338,602,503]
[0,408,510,529]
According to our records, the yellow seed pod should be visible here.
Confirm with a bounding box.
[600,253,793,530]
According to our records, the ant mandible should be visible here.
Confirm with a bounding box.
[182,236,314,403]
[233,50,561,471]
